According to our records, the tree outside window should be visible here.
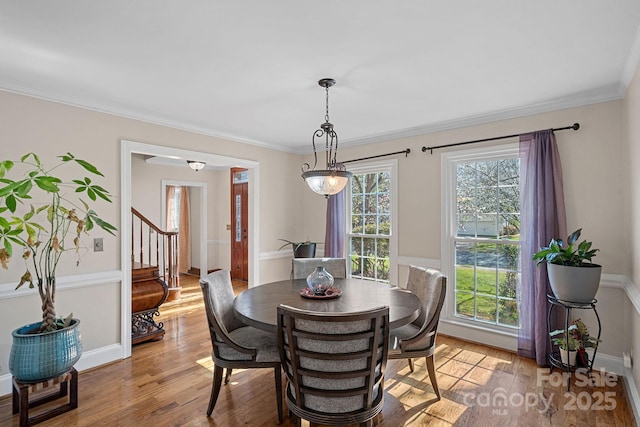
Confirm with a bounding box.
[349,171,391,282]
[454,157,520,328]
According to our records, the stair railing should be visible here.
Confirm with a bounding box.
[131,207,179,290]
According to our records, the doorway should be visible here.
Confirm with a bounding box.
[161,180,205,277]
[121,139,260,359]
[230,168,249,280]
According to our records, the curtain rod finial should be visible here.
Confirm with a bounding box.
[421,146,434,154]
[572,123,580,130]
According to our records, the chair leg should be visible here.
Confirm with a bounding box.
[224,368,232,384]
[274,366,283,423]
[408,358,414,372]
[425,354,441,400]
[207,365,225,416]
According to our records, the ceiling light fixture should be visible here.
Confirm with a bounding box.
[301,78,352,197]
[187,160,206,171]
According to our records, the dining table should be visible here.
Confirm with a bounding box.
[233,277,421,333]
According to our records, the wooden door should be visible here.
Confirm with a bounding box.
[231,168,249,280]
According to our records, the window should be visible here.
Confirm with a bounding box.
[347,161,397,284]
[443,145,520,330]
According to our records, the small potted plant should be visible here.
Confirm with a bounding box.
[532,228,601,303]
[549,327,580,366]
[550,318,600,367]
[0,152,116,382]
[571,318,600,367]
[277,238,317,258]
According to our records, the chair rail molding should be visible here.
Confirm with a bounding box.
[0,270,122,300]
[397,256,441,269]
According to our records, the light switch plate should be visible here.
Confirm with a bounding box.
[94,238,104,252]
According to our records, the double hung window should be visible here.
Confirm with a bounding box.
[443,145,520,330]
[347,161,397,284]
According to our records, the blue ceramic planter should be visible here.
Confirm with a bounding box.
[9,319,82,382]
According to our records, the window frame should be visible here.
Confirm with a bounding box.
[346,159,398,285]
[441,143,520,339]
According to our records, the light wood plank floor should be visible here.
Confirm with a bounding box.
[0,275,636,426]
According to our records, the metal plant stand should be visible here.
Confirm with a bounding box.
[547,294,601,392]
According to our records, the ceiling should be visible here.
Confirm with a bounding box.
[2,1,640,154]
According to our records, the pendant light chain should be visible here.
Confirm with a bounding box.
[325,84,330,124]
[301,78,352,197]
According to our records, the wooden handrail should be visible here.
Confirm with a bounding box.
[131,207,178,237]
[131,207,180,291]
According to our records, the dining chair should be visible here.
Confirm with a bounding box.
[276,304,389,427]
[199,270,283,422]
[291,257,347,279]
[389,266,446,400]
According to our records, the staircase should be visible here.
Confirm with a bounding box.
[131,208,179,345]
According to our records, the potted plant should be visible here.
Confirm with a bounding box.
[277,238,317,258]
[0,152,116,382]
[549,327,580,366]
[550,318,600,366]
[532,228,601,303]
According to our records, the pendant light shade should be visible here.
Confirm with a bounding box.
[301,78,352,197]
[302,169,351,196]
[187,160,206,171]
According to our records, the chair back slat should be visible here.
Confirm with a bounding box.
[277,304,389,424]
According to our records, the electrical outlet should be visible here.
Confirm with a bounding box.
[93,238,104,252]
[624,352,632,368]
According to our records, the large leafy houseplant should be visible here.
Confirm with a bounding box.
[532,228,602,303]
[0,153,116,333]
[532,228,598,266]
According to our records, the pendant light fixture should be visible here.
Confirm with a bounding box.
[301,78,352,197]
[187,160,206,171]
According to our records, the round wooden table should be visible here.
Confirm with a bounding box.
[233,278,421,332]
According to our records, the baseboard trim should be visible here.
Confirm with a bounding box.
[592,352,625,376]
[0,343,123,397]
[624,367,640,423]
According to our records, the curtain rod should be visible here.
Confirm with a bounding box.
[342,148,411,164]
[421,122,580,154]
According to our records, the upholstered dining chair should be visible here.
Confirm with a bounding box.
[389,266,446,400]
[199,270,283,422]
[292,257,347,279]
[276,304,389,427]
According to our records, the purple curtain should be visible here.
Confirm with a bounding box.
[518,129,567,365]
[324,189,345,258]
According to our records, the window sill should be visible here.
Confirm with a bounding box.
[439,316,518,352]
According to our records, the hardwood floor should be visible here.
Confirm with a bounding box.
[0,275,636,426]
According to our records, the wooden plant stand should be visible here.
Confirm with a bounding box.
[12,368,78,426]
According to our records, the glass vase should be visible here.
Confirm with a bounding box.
[306,266,334,296]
